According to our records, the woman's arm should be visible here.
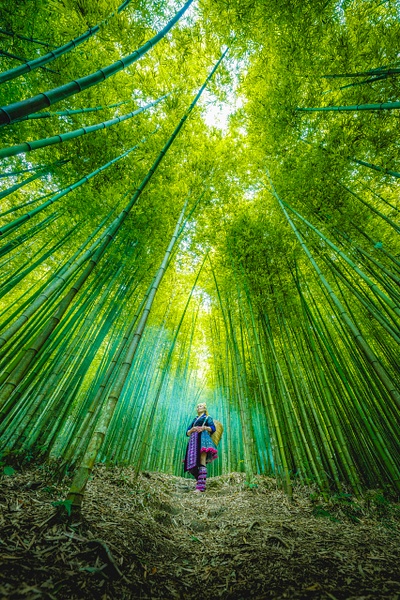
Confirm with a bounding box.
[202,416,216,434]
[186,418,196,436]
[208,417,216,434]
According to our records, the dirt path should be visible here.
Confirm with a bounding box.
[0,466,399,599]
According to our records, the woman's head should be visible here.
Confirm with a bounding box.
[196,402,208,415]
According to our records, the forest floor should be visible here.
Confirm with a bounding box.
[0,464,399,600]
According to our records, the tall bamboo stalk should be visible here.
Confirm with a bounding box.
[267,174,400,411]
[66,198,188,512]
[0,0,194,125]
[0,96,166,159]
[0,0,132,84]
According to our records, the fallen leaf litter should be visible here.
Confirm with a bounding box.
[0,465,399,599]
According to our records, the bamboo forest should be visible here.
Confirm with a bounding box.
[0,0,399,598]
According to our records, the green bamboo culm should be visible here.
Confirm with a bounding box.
[0,191,59,219]
[0,27,55,48]
[322,66,400,79]
[279,198,400,317]
[351,158,400,179]
[0,49,58,75]
[133,253,208,474]
[0,163,48,178]
[59,275,155,468]
[0,48,228,425]
[298,137,400,180]
[266,174,400,412]
[2,0,399,507]
[0,159,68,201]
[0,95,167,159]
[14,100,134,122]
[66,198,189,514]
[296,102,400,112]
[0,136,150,239]
[0,0,132,84]
[335,181,400,234]
[0,212,59,260]
[0,0,194,125]
[0,214,114,351]
[0,229,74,300]
[63,50,229,514]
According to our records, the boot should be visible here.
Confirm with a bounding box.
[195,465,207,492]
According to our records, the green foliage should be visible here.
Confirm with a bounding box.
[243,479,258,490]
[3,465,16,476]
[0,0,399,502]
[51,499,73,516]
[0,448,36,469]
[364,489,400,527]
[312,504,340,522]
[330,492,363,524]
[310,489,400,526]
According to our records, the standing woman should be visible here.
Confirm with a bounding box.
[184,402,218,492]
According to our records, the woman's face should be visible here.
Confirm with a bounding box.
[197,403,206,415]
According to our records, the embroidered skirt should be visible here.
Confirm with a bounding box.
[184,430,218,478]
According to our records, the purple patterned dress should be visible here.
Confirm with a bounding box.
[184,413,218,479]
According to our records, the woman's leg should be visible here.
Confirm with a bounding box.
[195,453,208,493]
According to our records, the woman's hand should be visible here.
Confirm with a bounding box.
[188,425,211,435]
[188,426,202,434]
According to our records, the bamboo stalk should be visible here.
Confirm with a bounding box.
[0,0,133,84]
[66,198,188,512]
[0,96,166,159]
[267,175,400,410]
[0,0,194,125]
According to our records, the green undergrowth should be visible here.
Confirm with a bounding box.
[309,489,400,527]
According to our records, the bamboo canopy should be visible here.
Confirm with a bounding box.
[0,0,399,515]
